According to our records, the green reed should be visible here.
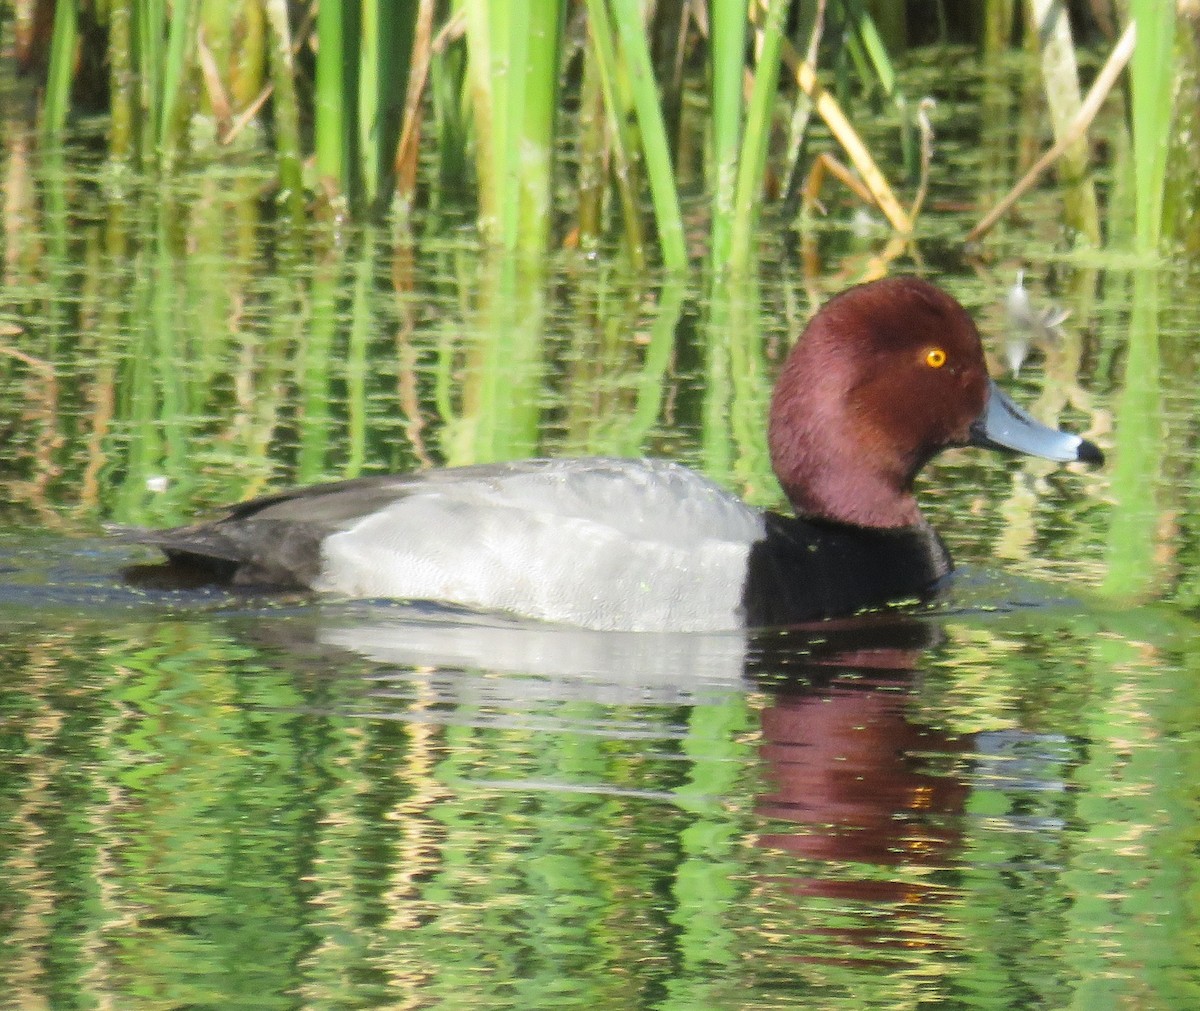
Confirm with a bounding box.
[105,2,133,158]
[459,1,565,254]
[844,3,915,177]
[608,0,686,270]
[19,2,1192,261]
[263,0,305,226]
[727,0,787,274]
[708,0,747,272]
[313,2,417,214]
[313,0,347,203]
[40,0,76,142]
[1129,2,1176,253]
[578,0,647,264]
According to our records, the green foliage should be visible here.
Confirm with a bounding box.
[1129,1,1177,253]
[17,2,1196,260]
[40,0,77,141]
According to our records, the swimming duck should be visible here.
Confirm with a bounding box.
[134,277,1102,631]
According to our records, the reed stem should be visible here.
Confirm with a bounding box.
[160,0,199,170]
[709,0,746,268]
[609,0,687,270]
[263,0,306,226]
[1130,2,1177,252]
[582,0,648,266]
[107,0,136,159]
[315,0,348,202]
[729,0,787,272]
[41,0,77,140]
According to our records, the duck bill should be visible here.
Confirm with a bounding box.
[969,379,1104,465]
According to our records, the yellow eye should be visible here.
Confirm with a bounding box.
[925,347,947,369]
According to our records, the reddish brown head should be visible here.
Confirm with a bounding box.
[768,277,990,528]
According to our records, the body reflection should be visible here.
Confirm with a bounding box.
[264,603,972,963]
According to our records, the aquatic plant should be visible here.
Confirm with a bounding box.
[11,2,1193,258]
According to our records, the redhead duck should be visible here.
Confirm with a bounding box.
[134,277,1101,631]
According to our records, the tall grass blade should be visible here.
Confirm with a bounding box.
[608,0,687,270]
[709,0,747,268]
[850,6,914,177]
[108,1,136,159]
[358,0,383,207]
[575,33,608,251]
[491,1,523,249]
[1129,2,1176,251]
[315,0,349,204]
[138,0,166,162]
[1163,17,1200,252]
[581,0,648,266]
[463,2,562,252]
[360,2,414,211]
[263,0,307,226]
[160,0,198,169]
[1026,0,1101,243]
[40,0,77,140]
[728,0,787,273]
[513,5,564,255]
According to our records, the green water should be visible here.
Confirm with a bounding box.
[3,65,1200,1011]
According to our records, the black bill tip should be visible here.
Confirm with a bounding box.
[1076,438,1105,467]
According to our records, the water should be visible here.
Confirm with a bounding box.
[3,64,1200,1011]
[3,556,1197,1007]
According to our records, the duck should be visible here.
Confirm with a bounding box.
[132,276,1102,632]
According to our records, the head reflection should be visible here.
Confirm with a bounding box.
[748,620,969,923]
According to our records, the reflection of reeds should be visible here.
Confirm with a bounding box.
[1103,270,1162,601]
[0,344,61,521]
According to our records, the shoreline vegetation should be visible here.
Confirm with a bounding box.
[6,1,1193,262]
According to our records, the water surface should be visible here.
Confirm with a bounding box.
[2,54,1200,1011]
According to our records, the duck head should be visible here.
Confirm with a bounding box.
[768,276,1102,528]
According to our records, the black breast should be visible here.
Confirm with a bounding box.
[741,513,953,627]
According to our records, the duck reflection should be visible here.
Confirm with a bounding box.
[247,602,976,967]
[271,603,969,877]
[748,621,969,927]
